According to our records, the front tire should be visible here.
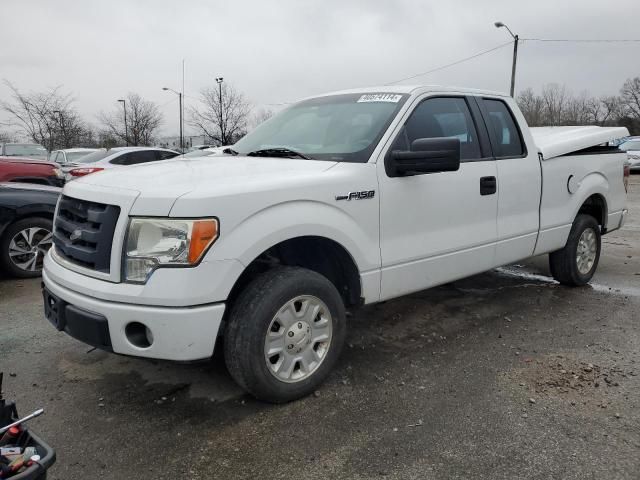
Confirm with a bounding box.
[224,266,346,403]
[549,214,601,286]
[0,217,53,278]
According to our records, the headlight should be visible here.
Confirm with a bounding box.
[124,218,219,283]
[53,168,64,179]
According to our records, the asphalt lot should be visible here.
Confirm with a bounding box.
[1,177,639,480]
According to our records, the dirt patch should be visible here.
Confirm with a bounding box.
[502,354,635,410]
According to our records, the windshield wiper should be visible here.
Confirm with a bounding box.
[246,148,311,160]
[222,147,239,156]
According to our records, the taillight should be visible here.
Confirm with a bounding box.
[623,163,630,193]
[69,167,104,177]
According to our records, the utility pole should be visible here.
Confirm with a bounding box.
[179,91,183,151]
[52,109,63,149]
[162,87,184,151]
[118,99,128,146]
[215,77,224,145]
[494,22,519,97]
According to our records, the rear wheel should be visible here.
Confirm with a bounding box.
[0,217,53,278]
[549,214,601,286]
[224,266,346,403]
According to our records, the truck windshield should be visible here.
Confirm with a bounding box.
[233,93,408,162]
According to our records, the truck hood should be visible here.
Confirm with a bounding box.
[531,126,629,160]
[70,156,338,213]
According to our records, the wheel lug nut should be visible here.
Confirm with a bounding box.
[288,331,294,337]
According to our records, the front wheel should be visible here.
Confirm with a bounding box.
[224,266,346,403]
[549,214,601,286]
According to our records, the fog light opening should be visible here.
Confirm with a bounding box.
[125,322,153,348]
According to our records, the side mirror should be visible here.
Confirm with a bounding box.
[387,137,461,177]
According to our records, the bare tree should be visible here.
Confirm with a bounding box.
[98,93,163,146]
[189,82,250,145]
[540,84,570,126]
[250,107,274,129]
[0,80,91,150]
[598,96,623,126]
[517,88,546,126]
[0,130,16,143]
[620,77,640,121]
[516,82,637,133]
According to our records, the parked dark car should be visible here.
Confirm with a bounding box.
[0,183,60,278]
[0,157,65,187]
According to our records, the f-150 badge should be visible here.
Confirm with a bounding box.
[336,190,375,201]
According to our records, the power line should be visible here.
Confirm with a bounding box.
[386,41,513,85]
[523,38,640,43]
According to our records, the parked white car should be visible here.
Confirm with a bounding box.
[43,85,629,403]
[62,146,179,180]
[619,137,640,172]
[49,148,103,166]
[180,146,230,158]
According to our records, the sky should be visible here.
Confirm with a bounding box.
[1,0,639,138]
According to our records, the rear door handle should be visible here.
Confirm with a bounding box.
[480,176,497,196]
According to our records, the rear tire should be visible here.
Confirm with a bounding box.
[224,266,346,403]
[0,217,53,278]
[549,214,601,286]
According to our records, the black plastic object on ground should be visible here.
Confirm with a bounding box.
[0,373,56,479]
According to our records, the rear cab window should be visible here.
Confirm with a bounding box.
[479,98,526,158]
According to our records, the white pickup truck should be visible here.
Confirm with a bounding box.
[42,86,630,402]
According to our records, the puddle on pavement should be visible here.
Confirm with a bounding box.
[57,350,242,403]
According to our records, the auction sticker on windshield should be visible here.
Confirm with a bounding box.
[357,93,403,103]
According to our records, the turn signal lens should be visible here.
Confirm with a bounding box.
[188,220,219,263]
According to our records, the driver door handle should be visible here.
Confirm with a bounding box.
[480,176,497,196]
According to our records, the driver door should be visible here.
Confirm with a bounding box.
[377,95,498,300]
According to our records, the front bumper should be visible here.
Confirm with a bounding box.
[42,268,225,361]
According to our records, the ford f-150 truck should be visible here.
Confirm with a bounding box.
[42,85,630,403]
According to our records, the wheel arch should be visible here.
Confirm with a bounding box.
[0,210,54,240]
[226,235,363,310]
[577,193,607,230]
[570,172,609,230]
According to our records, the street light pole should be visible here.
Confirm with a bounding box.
[179,92,183,151]
[118,99,128,146]
[494,22,519,97]
[215,77,224,145]
[52,109,63,150]
[162,87,184,151]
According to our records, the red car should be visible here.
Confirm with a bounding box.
[0,157,64,187]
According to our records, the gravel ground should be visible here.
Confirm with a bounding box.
[1,177,638,480]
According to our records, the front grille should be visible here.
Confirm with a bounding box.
[53,195,120,273]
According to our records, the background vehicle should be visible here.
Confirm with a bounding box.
[0,183,60,278]
[42,86,629,403]
[49,148,102,165]
[0,157,64,187]
[0,143,48,161]
[180,146,230,158]
[63,147,180,179]
[619,137,640,172]
[187,144,218,152]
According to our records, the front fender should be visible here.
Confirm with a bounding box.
[207,199,379,273]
